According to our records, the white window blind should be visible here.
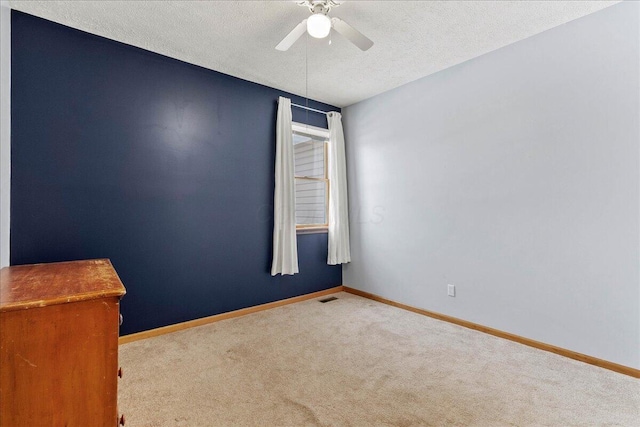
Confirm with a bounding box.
[292,124,329,228]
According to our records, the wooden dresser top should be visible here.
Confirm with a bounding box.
[0,259,126,312]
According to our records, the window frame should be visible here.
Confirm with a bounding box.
[292,122,330,234]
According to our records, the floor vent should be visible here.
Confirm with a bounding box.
[319,296,338,303]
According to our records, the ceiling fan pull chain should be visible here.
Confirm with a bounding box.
[305,32,309,125]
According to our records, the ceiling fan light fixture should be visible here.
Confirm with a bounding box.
[307,13,331,38]
[275,1,373,52]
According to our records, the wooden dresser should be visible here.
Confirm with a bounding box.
[0,259,126,426]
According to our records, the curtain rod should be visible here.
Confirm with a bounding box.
[291,103,331,115]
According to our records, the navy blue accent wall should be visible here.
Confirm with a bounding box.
[11,11,341,335]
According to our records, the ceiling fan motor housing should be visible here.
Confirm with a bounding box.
[312,4,329,15]
[300,0,341,15]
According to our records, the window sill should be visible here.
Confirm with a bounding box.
[296,227,328,235]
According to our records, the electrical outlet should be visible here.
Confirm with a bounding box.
[447,284,455,297]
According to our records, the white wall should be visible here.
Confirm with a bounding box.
[343,1,639,370]
[0,1,10,268]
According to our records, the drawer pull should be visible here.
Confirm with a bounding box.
[118,367,123,378]
[119,414,125,425]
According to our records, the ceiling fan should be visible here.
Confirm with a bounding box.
[276,0,374,52]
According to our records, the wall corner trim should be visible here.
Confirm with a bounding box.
[0,1,10,268]
[343,286,640,378]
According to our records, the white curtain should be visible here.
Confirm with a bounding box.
[327,112,351,265]
[271,97,299,276]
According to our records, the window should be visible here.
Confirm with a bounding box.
[292,122,329,232]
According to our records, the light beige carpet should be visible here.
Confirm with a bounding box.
[118,292,639,426]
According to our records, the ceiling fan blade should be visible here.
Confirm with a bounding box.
[331,17,373,51]
[276,19,308,51]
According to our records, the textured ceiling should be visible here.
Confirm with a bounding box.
[9,0,619,107]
